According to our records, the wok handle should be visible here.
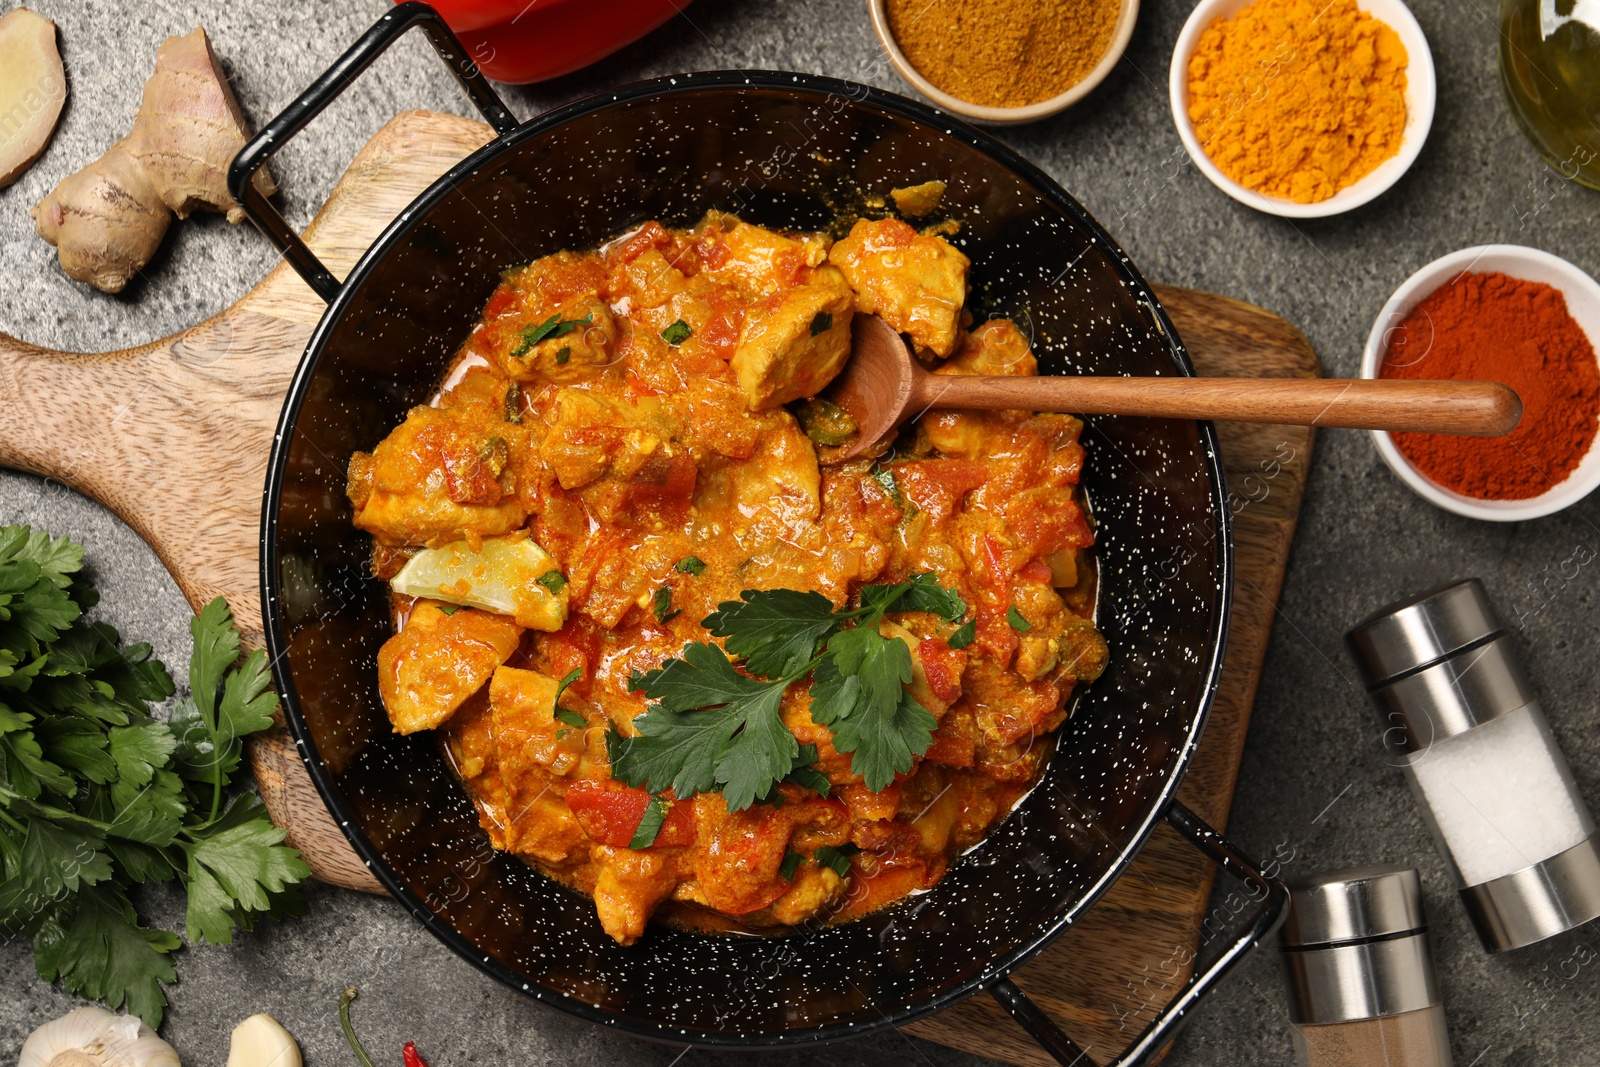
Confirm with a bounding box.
[987,800,1289,1067]
[227,1,517,302]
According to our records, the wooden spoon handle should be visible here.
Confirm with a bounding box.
[913,374,1523,436]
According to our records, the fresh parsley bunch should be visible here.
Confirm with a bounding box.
[0,525,308,1027]
[611,573,968,809]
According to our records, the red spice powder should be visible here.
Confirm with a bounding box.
[1380,271,1600,500]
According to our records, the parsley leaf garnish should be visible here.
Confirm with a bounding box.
[947,619,977,649]
[809,311,833,336]
[661,319,692,346]
[536,570,567,595]
[814,844,858,878]
[555,346,571,365]
[675,556,706,576]
[618,575,970,805]
[0,526,307,1026]
[629,795,671,849]
[511,312,593,358]
[779,849,804,880]
[1007,606,1032,631]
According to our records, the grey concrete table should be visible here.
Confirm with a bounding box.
[3,1,1597,1064]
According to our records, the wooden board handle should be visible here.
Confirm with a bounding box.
[916,374,1523,436]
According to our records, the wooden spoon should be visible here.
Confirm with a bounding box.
[825,314,1524,460]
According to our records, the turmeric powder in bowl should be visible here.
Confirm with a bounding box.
[1186,0,1409,203]
[880,0,1124,112]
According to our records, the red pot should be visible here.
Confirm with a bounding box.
[413,0,693,83]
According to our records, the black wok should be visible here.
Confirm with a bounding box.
[231,6,1285,1064]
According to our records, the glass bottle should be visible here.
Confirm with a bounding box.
[1500,0,1600,188]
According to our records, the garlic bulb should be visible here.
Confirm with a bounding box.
[225,1014,301,1067]
[18,1007,180,1067]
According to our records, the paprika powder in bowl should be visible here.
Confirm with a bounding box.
[1169,0,1435,218]
[1360,244,1600,522]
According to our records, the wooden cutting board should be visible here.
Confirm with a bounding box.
[0,111,1316,1067]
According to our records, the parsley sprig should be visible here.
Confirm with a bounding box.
[610,575,966,807]
[0,525,308,1026]
[511,312,593,358]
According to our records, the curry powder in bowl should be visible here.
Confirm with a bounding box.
[869,0,1137,124]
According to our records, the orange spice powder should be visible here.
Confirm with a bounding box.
[885,0,1120,109]
[1186,0,1409,202]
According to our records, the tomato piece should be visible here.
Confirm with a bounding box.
[609,221,670,266]
[565,781,694,848]
[625,369,662,398]
[894,460,989,525]
[837,782,900,823]
[924,704,977,768]
[916,635,967,705]
[1018,558,1053,584]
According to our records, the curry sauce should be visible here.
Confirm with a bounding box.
[348,211,1107,943]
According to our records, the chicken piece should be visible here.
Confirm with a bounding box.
[890,180,947,218]
[488,667,587,860]
[722,412,823,532]
[377,603,523,734]
[348,405,526,547]
[730,265,855,410]
[494,294,615,384]
[829,217,969,358]
[537,388,667,491]
[691,795,849,916]
[485,252,616,383]
[764,864,845,926]
[591,844,679,944]
[941,318,1037,377]
[698,216,829,297]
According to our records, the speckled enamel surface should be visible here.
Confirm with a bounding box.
[261,72,1230,1047]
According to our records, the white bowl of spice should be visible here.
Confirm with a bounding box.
[1360,245,1600,521]
[1169,0,1436,217]
[867,0,1139,125]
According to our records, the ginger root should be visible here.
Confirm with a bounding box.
[31,27,275,293]
[0,8,67,189]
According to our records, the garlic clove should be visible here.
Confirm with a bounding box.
[18,1007,180,1067]
[225,1014,302,1067]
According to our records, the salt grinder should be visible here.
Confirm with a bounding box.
[1348,579,1600,952]
[1281,866,1452,1067]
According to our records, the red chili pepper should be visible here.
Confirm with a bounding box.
[403,1042,430,1067]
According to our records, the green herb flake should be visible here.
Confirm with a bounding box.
[871,467,904,508]
[675,556,707,576]
[555,346,571,365]
[809,310,834,337]
[555,668,581,702]
[433,604,465,616]
[652,585,681,624]
[947,619,977,649]
[814,844,857,879]
[661,319,692,346]
[779,850,804,881]
[536,570,568,595]
[554,707,586,729]
[1007,606,1032,632]
[792,397,859,448]
[511,312,594,358]
[629,795,672,850]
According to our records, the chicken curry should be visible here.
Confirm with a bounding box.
[348,208,1107,944]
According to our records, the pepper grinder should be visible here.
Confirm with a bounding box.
[1348,579,1600,951]
[1281,866,1453,1067]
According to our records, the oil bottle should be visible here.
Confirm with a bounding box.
[1501,0,1600,189]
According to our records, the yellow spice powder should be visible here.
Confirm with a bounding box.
[885,0,1120,109]
[1186,0,1409,203]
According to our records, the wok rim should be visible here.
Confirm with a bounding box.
[258,68,1234,1048]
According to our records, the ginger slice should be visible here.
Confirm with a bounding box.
[0,8,67,189]
[30,27,276,293]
